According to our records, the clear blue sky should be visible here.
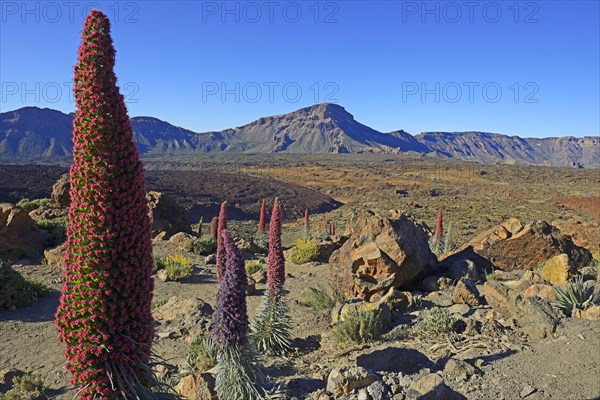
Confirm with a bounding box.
[1,1,598,138]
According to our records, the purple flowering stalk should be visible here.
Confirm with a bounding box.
[211,229,269,399]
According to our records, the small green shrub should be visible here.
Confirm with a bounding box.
[187,334,217,372]
[151,298,168,310]
[0,261,52,309]
[16,198,49,213]
[254,234,269,253]
[534,262,545,272]
[334,304,384,347]
[0,372,45,399]
[288,239,319,264]
[245,259,264,276]
[551,275,600,316]
[185,234,217,256]
[36,217,68,247]
[301,286,337,315]
[164,254,193,281]
[417,307,456,338]
[153,254,166,272]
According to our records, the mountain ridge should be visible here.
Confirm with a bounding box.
[1,104,598,168]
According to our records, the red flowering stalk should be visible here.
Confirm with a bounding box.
[55,10,158,399]
[216,201,228,282]
[435,209,443,241]
[330,221,336,236]
[210,216,218,238]
[303,208,310,239]
[258,199,266,234]
[267,199,285,298]
[250,198,291,354]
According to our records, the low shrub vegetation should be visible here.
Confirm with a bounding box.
[417,307,456,338]
[36,217,68,247]
[334,304,385,347]
[164,254,193,281]
[153,254,166,273]
[16,198,49,213]
[187,334,217,373]
[288,239,319,264]
[301,286,337,315]
[0,372,45,399]
[0,261,53,309]
[245,259,265,276]
[185,234,217,256]
[551,275,600,316]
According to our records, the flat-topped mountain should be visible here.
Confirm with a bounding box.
[1,104,597,167]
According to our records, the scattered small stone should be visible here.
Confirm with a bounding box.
[453,278,482,306]
[326,366,379,397]
[520,384,536,398]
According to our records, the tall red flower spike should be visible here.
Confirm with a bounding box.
[435,209,444,240]
[304,208,310,238]
[210,216,218,238]
[330,221,336,236]
[55,10,154,398]
[258,199,266,234]
[216,201,228,281]
[267,199,285,297]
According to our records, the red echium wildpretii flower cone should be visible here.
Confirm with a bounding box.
[54,10,155,399]
[216,201,228,282]
[435,209,444,240]
[304,208,310,239]
[210,216,218,238]
[267,199,285,298]
[258,199,266,234]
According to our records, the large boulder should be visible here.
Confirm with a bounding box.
[0,203,43,259]
[44,243,66,268]
[483,280,560,339]
[51,173,70,207]
[443,219,592,272]
[146,191,192,240]
[330,210,435,301]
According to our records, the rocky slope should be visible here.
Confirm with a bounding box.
[1,105,597,167]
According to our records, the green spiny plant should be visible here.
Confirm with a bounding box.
[187,334,217,373]
[443,221,456,254]
[333,304,385,347]
[417,307,456,338]
[301,286,337,315]
[551,275,600,316]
